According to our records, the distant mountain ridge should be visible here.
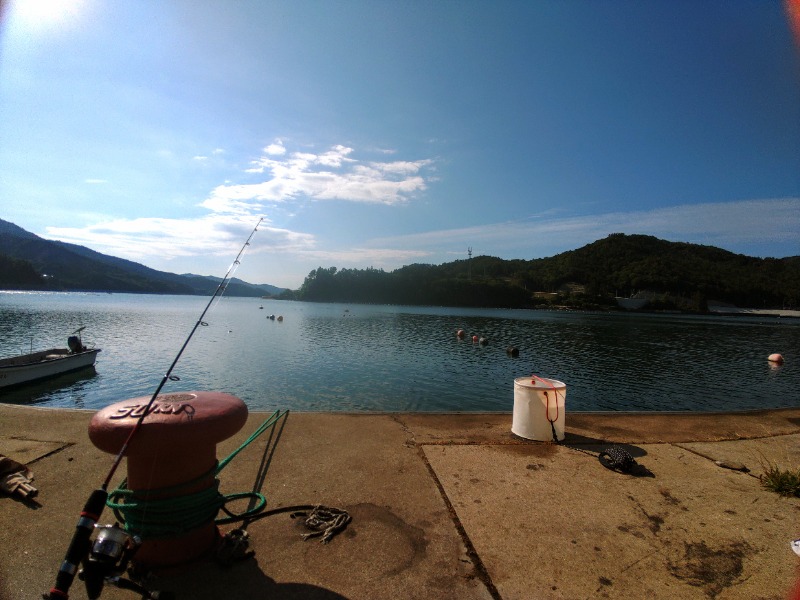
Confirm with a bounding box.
[0,218,286,296]
[289,233,800,310]
[179,273,286,297]
[2,218,798,310]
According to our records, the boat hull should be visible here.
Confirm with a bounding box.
[0,349,101,388]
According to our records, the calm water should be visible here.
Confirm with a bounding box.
[0,291,798,413]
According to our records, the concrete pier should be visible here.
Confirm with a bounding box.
[1,404,799,600]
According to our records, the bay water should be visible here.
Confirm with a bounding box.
[0,291,798,413]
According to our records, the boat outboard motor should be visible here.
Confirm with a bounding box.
[68,336,84,353]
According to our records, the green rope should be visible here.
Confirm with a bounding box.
[217,409,283,472]
[107,409,285,540]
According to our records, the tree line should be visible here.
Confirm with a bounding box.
[282,234,800,311]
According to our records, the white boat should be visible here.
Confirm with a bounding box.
[0,329,101,389]
[615,297,649,310]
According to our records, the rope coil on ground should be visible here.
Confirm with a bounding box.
[598,447,638,473]
[291,505,352,544]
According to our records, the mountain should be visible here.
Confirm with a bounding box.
[0,218,287,296]
[0,220,39,240]
[292,233,800,310]
[3,217,797,310]
[180,274,286,297]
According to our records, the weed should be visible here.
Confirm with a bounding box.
[759,461,800,497]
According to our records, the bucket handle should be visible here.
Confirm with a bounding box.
[530,374,562,441]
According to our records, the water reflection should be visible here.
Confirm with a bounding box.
[0,292,798,413]
[1,367,97,407]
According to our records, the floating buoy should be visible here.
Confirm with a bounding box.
[472,335,479,343]
[768,353,784,364]
[277,315,283,322]
[479,337,488,346]
[506,346,519,357]
[457,329,465,339]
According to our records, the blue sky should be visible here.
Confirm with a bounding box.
[1,0,798,289]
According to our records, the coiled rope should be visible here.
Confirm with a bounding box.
[107,410,284,540]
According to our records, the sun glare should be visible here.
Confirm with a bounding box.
[7,0,84,31]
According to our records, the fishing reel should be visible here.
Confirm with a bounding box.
[76,524,172,600]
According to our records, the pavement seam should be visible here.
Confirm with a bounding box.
[417,444,503,600]
[4,438,74,464]
[670,442,764,482]
[389,416,502,598]
[389,414,417,448]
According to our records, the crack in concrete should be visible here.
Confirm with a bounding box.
[418,445,502,600]
[387,418,501,598]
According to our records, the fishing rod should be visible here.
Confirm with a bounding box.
[44,218,263,600]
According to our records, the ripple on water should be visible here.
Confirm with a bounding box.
[0,294,798,412]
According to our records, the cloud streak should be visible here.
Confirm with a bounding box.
[203,142,434,211]
[368,198,800,260]
[45,214,315,262]
[40,126,797,291]
[42,142,439,268]
[42,197,798,282]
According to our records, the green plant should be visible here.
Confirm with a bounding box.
[759,461,800,497]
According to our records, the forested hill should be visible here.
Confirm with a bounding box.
[287,234,800,311]
[0,218,285,296]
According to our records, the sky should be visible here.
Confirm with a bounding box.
[1,0,799,289]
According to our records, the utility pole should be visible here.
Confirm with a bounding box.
[467,247,472,281]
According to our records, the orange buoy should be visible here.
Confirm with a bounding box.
[768,353,784,364]
[472,335,479,343]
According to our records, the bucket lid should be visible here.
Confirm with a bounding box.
[514,376,565,390]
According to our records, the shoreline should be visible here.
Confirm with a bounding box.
[3,402,800,417]
[4,288,798,318]
[708,306,800,318]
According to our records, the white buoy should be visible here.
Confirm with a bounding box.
[768,353,784,364]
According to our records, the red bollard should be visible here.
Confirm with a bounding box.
[89,391,248,568]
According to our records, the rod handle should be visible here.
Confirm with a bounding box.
[44,489,108,600]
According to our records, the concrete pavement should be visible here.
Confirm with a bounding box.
[1,404,799,600]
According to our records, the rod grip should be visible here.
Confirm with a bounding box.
[44,489,108,600]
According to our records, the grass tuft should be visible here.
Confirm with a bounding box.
[759,461,800,498]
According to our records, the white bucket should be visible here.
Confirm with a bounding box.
[512,377,566,441]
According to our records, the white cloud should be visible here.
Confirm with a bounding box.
[294,247,432,265]
[37,196,797,289]
[207,143,434,211]
[317,145,354,167]
[370,160,433,175]
[369,198,800,260]
[44,214,315,262]
[84,178,107,184]
[264,139,286,155]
